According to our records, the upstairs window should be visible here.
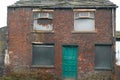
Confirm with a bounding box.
[74,9,95,32]
[33,11,53,31]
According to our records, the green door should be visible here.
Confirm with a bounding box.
[62,45,78,79]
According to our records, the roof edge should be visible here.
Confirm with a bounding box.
[8,5,118,9]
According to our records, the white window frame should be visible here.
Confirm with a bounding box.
[33,9,54,31]
[75,12,91,18]
[73,9,96,32]
[38,12,53,19]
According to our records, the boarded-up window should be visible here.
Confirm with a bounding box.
[33,12,53,31]
[32,44,54,66]
[74,12,95,31]
[95,44,113,70]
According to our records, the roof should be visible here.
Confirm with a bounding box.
[8,0,117,8]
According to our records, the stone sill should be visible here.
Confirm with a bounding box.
[31,65,54,68]
[31,30,54,34]
[94,67,112,71]
[72,31,97,34]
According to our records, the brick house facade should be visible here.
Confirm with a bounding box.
[7,0,117,79]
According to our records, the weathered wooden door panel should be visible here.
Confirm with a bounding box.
[62,45,78,79]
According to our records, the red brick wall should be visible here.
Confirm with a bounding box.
[8,8,113,77]
[95,9,113,43]
[8,8,33,69]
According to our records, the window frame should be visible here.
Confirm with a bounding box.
[75,12,92,19]
[33,9,54,32]
[73,9,96,32]
[94,44,114,70]
[32,43,55,68]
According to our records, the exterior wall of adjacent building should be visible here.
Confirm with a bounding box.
[7,7,115,79]
[116,36,120,80]
[0,27,7,76]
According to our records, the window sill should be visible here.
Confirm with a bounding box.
[31,65,54,68]
[32,30,54,34]
[72,31,97,34]
[94,67,112,71]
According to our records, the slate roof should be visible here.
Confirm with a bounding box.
[9,0,117,8]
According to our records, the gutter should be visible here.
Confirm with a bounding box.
[8,4,118,9]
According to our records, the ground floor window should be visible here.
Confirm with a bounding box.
[95,44,113,70]
[32,44,54,67]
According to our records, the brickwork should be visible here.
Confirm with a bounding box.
[8,8,114,79]
[8,8,33,69]
[115,66,120,80]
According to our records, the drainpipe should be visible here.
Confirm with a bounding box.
[112,8,116,38]
[112,8,116,75]
[112,8,117,80]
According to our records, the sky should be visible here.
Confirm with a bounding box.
[0,0,120,30]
